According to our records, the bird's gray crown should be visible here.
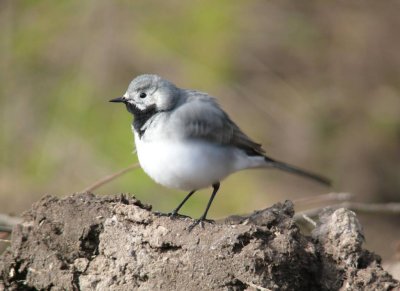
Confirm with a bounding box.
[127,74,162,94]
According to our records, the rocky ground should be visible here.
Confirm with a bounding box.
[0,193,398,290]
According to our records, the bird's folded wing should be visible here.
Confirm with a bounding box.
[171,96,265,156]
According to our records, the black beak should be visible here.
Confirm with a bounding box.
[109,97,126,103]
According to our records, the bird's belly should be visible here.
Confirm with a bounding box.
[135,139,236,191]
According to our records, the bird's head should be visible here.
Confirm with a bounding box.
[110,74,180,116]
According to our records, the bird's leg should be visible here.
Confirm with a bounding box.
[169,190,196,217]
[188,182,220,231]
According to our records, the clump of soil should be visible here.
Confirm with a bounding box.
[0,193,398,290]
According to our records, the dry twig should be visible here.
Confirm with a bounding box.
[0,214,22,233]
[294,201,400,221]
[82,163,140,193]
[293,192,353,205]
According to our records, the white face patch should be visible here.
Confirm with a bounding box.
[124,91,151,111]
[134,102,147,111]
[125,96,147,110]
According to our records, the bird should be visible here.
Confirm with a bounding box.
[110,74,331,230]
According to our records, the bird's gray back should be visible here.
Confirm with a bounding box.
[162,89,265,156]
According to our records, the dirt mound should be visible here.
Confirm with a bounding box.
[0,193,398,290]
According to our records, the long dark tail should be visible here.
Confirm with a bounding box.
[264,156,331,186]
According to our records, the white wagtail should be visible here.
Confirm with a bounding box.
[110,74,330,229]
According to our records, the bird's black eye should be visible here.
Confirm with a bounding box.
[139,92,147,98]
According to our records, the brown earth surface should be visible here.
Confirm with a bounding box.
[0,193,398,290]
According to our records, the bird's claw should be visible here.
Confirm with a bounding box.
[167,211,191,220]
[154,211,189,219]
[153,211,168,217]
[155,211,215,231]
[188,218,215,232]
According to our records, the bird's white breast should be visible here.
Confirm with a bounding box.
[134,133,242,191]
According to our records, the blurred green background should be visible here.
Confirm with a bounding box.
[1,1,400,260]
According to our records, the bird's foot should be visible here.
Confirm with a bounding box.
[167,211,191,220]
[153,211,189,219]
[188,217,215,232]
[153,211,169,217]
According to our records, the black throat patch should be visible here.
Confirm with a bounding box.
[126,103,158,138]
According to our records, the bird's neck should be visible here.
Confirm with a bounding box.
[131,104,158,138]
